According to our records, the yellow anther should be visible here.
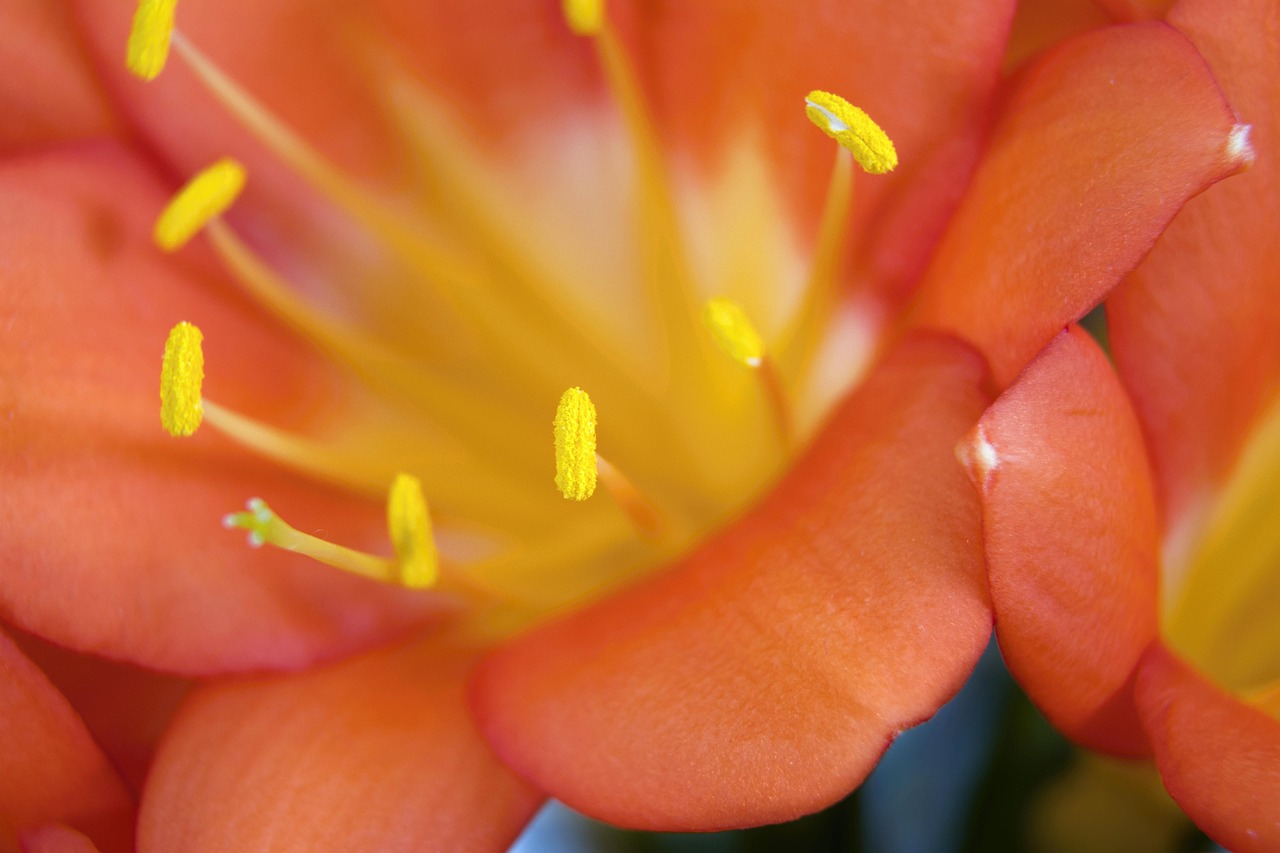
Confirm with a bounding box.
[554,387,597,501]
[702,297,765,367]
[563,0,604,36]
[127,0,178,81]
[804,91,898,175]
[388,473,437,589]
[154,158,247,252]
[160,321,204,437]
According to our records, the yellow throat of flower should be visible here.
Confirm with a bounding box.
[136,0,897,634]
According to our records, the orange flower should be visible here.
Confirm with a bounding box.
[960,0,1279,849]
[0,0,1247,848]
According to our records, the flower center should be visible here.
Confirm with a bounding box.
[133,0,897,634]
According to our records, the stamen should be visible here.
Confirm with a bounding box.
[554,387,597,501]
[702,298,793,448]
[702,297,765,368]
[126,0,178,81]
[387,472,437,588]
[160,321,204,437]
[777,145,853,374]
[805,91,898,175]
[154,158,246,252]
[596,455,664,539]
[563,0,604,36]
[551,389,666,535]
[581,20,708,381]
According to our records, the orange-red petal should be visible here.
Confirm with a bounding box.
[909,22,1245,388]
[471,333,992,831]
[1135,643,1280,853]
[0,628,133,853]
[0,143,444,674]
[0,0,118,151]
[1109,0,1280,528]
[138,634,543,852]
[959,326,1159,756]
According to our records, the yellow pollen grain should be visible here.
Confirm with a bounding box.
[127,0,179,81]
[563,0,604,36]
[804,90,898,175]
[160,321,204,437]
[702,297,765,367]
[554,387,597,501]
[387,472,437,589]
[154,158,247,252]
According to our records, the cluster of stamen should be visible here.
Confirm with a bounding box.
[136,0,896,596]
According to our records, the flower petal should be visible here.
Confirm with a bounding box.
[0,628,133,853]
[0,143,444,674]
[138,634,543,852]
[472,333,993,831]
[909,22,1246,387]
[1109,0,1280,529]
[959,326,1159,756]
[0,0,118,150]
[1135,643,1280,853]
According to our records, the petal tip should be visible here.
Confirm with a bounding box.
[1225,123,1255,172]
[956,423,999,491]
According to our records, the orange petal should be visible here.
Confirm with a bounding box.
[959,326,1159,756]
[0,0,118,150]
[0,628,133,853]
[138,634,542,852]
[1135,642,1280,853]
[472,333,992,831]
[909,22,1246,388]
[0,143,444,674]
[1109,0,1280,529]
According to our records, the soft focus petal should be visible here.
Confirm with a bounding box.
[0,0,118,150]
[1135,643,1280,852]
[0,143,444,674]
[10,630,190,792]
[1000,0,1112,75]
[472,333,992,831]
[139,635,543,852]
[1029,754,1188,853]
[0,629,132,853]
[21,824,102,853]
[960,326,1158,755]
[1109,0,1280,531]
[909,22,1245,387]
[1093,0,1175,21]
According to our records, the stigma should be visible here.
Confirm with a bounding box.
[223,479,438,590]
